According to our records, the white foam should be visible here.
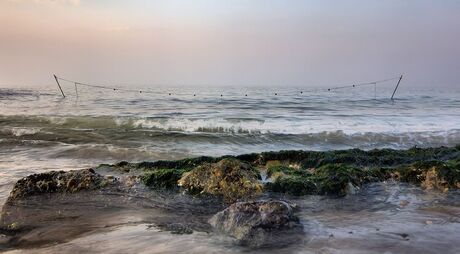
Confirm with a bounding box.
[10,127,41,137]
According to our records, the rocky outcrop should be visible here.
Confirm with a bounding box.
[208,200,303,247]
[266,164,367,196]
[6,168,111,203]
[117,146,460,196]
[141,168,189,189]
[395,159,460,192]
[178,158,263,202]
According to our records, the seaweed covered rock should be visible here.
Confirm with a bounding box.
[266,164,368,196]
[266,164,384,196]
[395,159,460,192]
[267,175,316,196]
[313,164,367,195]
[256,146,460,169]
[266,165,316,196]
[209,200,303,247]
[141,168,189,189]
[266,165,310,178]
[265,159,460,196]
[6,168,108,203]
[178,158,263,202]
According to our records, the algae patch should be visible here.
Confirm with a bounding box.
[394,159,460,192]
[6,168,110,203]
[96,146,460,198]
[178,158,263,202]
[141,168,190,189]
[265,157,460,196]
[265,164,367,196]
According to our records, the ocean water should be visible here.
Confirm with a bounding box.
[1,85,460,198]
[1,84,460,253]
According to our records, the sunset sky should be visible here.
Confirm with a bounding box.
[1,0,459,87]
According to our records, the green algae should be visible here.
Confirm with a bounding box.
[6,169,106,203]
[267,175,316,196]
[313,164,366,195]
[141,168,190,189]
[102,146,460,197]
[266,164,368,196]
[178,158,263,202]
[105,146,459,173]
[266,165,311,178]
[138,156,221,170]
[393,158,460,191]
[266,157,460,196]
[256,146,459,169]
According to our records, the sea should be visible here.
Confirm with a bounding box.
[1,84,459,253]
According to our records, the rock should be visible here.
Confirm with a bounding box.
[256,146,460,169]
[208,200,303,247]
[6,168,109,203]
[395,159,460,192]
[141,168,189,189]
[266,163,367,196]
[178,158,263,202]
[266,174,316,196]
[346,182,359,195]
[313,164,367,196]
[266,165,314,196]
[109,146,460,196]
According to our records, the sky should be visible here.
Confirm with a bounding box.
[0,0,459,88]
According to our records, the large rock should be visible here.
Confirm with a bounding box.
[178,158,263,202]
[395,159,460,192]
[6,168,109,203]
[208,200,303,247]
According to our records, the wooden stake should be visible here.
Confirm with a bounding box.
[54,74,66,98]
[391,75,403,100]
[74,82,78,98]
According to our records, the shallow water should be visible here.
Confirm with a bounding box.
[1,85,460,253]
[2,182,459,254]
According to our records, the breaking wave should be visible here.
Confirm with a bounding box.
[1,114,459,136]
[1,114,459,153]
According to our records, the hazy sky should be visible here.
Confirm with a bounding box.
[1,0,459,88]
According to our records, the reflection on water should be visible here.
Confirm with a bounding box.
[2,182,459,254]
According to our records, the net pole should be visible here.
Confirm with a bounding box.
[74,82,79,98]
[391,75,403,100]
[54,74,66,98]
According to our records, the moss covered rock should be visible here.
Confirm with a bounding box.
[267,175,316,196]
[395,159,460,192]
[141,168,189,189]
[6,168,109,203]
[266,165,311,178]
[312,164,367,195]
[256,146,459,169]
[265,165,315,196]
[266,164,372,196]
[209,200,303,247]
[178,158,263,202]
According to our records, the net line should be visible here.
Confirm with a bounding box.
[54,75,403,98]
